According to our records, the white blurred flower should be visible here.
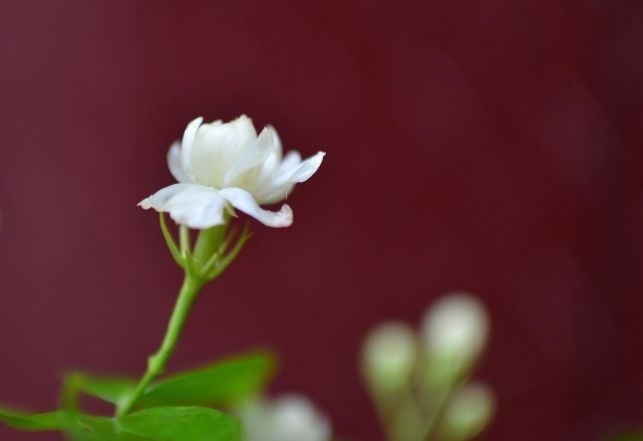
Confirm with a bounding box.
[361,322,417,394]
[139,116,325,229]
[239,394,332,441]
[420,293,489,382]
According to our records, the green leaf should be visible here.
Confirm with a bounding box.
[119,407,241,441]
[0,408,69,431]
[136,351,276,408]
[68,414,149,441]
[64,351,276,413]
[69,408,240,441]
[1,406,240,441]
[0,407,138,440]
[70,408,241,441]
[65,372,136,407]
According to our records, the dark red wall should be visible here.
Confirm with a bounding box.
[1,1,642,440]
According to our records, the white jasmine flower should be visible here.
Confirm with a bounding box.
[239,395,332,441]
[139,116,325,229]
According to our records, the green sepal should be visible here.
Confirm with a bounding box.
[193,222,228,265]
[159,213,184,268]
[202,223,251,281]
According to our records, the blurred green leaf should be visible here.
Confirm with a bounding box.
[68,414,148,441]
[65,372,136,407]
[66,351,276,411]
[70,407,240,441]
[1,405,240,441]
[0,408,69,431]
[136,351,276,408]
[609,432,643,441]
[0,407,140,440]
[119,406,241,441]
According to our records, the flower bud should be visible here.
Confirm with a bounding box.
[420,293,489,385]
[361,322,417,395]
[439,383,495,441]
[239,394,331,441]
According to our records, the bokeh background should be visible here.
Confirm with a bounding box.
[1,1,643,440]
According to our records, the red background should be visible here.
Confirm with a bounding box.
[1,1,643,440]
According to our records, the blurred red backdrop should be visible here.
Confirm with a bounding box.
[1,1,643,440]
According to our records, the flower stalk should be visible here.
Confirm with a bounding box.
[116,273,203,417]
[116,115,321,418]
[115,214,250,417]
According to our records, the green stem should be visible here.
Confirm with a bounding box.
[422,387,452,441]
[60,373,81,413]
[116,273,204,417]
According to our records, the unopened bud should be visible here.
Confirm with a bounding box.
[420,293,489,385]
[361,322,417,394]
[439,383,495,441]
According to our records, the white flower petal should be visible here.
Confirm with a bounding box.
[258,151,326,204]
[219,187,293,228]
[258,185,296,205]
[167,141,190,183]
[224,126,279,186]
[145,116,324,227]
[277,151,302,174]
[230,114,258,142]
[191,116,258,188]
[139,183,227,229]
[266,125,283,159]
[273,151,325,186]
[180,117,203,181]
[260,150,280,180]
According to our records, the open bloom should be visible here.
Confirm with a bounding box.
[139,116,325,229]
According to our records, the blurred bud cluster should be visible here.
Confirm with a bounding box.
[361,293,495,441]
